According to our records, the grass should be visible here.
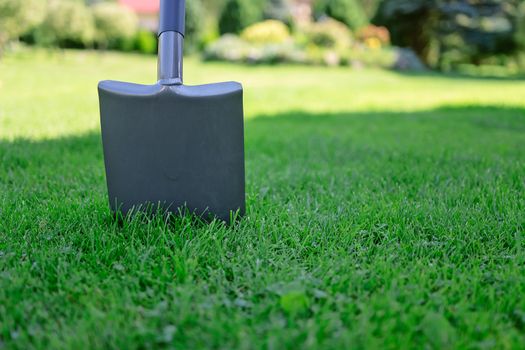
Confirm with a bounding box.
[0,48,524,349]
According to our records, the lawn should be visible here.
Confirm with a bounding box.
[0,49,524,349]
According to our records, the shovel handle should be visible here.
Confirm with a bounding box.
[159,0,185,37]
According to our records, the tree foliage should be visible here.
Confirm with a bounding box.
[313,0,369,31]
[185,0,205,50]
[359,0,382,20]
[218,0,265,34]
[0,0,45,53]
[375,0,522,70]
[35,0,95,48]
[92,2,137,49]
[264,0,293,25]
[516,1,525,49]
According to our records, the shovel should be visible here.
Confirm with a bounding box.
[98,0,245,222]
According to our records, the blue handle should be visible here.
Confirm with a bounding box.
[158,0,185,37]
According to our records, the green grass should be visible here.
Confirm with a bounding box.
[0,49,525,349]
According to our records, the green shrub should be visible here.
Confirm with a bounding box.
[134,30,157,54]
[376,0,519,71]
[345,46,397,68]
[264,0,293,24]
[204,29,426,69]
[34,0,95,48]
[113,30,157,55]
[248,42,307,64]
[313,0,368,31]
[115,36,136,53]
[241,20,291,45]
[357,25,390,48]
[185,0,205,51]
[218,0,265,34]
[0,0,46,54]
[203,34,306,64]
[391,47,426,71]
[516,51,525,71]
[516,2,525,50]
[92,2,137,49]
[358,0,382,20]
[203,34,250,61]
[301,18,353,50]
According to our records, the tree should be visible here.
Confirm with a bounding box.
[35,0,95,48]
[264,0,293,25]
[358,0,382,20]
[92,2,137,49]
[516,1,525,49]
[218,0,265,34]
[375,0,521,70]
[313,0,369,31]
[185,0,205,50]
[0,0,46,55]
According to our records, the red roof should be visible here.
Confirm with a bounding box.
[119,0,159,14]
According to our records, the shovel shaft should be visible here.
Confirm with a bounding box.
[158,0,185,37]
[158,31,184,85]
[158,0,185,85]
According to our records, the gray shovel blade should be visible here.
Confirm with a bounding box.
[98,80,245,222]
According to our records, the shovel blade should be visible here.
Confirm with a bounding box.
[98,81,245,222]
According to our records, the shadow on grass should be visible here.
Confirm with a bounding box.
[1,104,524,224]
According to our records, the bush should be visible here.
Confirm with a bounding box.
[204,30,426,70]
[0,0,46,54]
[376,0,519,71]
[241,20,291,45]
[134,30,157,55]
[301,18,353,50]
[344,47,396,68]
[185,0,205,51]
[204,34,251,61]
[92,2,138,49]
[357,25,390,49]
[313,0,368,31]
[247,42,307,64]
[516,2,525,50]
[218,0,265,34]
[358,0,382,20]
[204,34,306,64]
[390,47,426,71]
[264,0,293,24]
[341,46,425,70]
[34,0,95,48]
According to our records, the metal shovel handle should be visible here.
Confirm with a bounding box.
[158,0,185,85]
[159,0,185,37]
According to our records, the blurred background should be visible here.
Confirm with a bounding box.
[1,0,525,76]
